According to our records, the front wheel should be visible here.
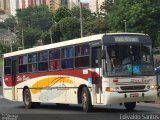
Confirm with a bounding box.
[81,87,93,112]
[124,102,136,111]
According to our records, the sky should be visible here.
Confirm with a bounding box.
[81,0,89,3]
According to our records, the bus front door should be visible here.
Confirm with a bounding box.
[12,59,17,100]
[92,47,103,104]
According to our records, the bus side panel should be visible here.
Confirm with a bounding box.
[3,76,14,101]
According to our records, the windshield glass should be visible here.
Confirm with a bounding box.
[104,44,154,77]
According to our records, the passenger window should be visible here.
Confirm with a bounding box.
[49,49,61,70]
[19,55,28,73]
[75,45,90,68]
[38,51,48,71]
[61,47,74,69]
[28,53,37,72]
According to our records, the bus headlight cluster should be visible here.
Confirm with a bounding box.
[147,85,157,90]
[105,87,119,92]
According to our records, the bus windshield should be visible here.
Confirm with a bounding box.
[105,44,154,77]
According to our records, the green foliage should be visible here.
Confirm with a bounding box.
[53,7,72,23]
[101,0,160,46]
[4,16,16,31]
[0,42,9,53]
[23,28,40,48]
[71,6,92,20]
[84,17,108,36]
[16,5,52,31]
[59,17,80,40]
[0,22,6,29]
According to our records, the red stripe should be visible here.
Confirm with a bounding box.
[4,69,99,87]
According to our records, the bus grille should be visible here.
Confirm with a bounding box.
[120,85,145,91]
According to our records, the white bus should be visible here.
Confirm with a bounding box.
[3,33,157,112]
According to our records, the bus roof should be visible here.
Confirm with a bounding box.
[4,33,148,58]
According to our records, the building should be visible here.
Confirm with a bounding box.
[0,0,46,16]
[3,0,10,15]
[46,0,78,12]
[81,2,89,9]
[0,29,15,47]
[68,0,78,9]
[0,0,4,11]
[46,0,69,12]
[89,0,104,13]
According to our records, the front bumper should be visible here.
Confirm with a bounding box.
[103,90,157,105]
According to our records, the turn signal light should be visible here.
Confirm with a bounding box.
[106,87,110,92]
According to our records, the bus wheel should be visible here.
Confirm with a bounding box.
[81,87,93,112]
[23,88,32,109]
[124,102,136,111]
[23,88,40,109]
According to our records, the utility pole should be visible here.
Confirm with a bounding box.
[8,27,12,52]
[50,28,53,44]
[78,0,83,37]
[96,0,99,14]
[22,27,24,49]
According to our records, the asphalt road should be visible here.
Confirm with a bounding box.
[0,86,160,120]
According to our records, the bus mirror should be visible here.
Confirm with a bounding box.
[101,50,106,59]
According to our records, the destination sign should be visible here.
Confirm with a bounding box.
[114,36,139,43]
[103,34,152,44]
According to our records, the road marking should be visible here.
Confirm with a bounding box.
[0,95,3,99]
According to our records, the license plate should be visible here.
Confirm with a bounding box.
[130,93,139,97]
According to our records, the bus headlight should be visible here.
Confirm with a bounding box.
[149,85,157,90]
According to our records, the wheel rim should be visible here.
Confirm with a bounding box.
[24,91,30,106]
[82,92,87,109]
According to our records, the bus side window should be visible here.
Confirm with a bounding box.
[4,58,12,75]
[92,47,101,68]
[75,44,90,68]
[38,51,48,71]
[18,55,28,73]
[61,47,74,69]
[49,49,61,70]
[28,53,37,72]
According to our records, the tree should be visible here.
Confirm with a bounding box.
[101,0,160,46]
[84,17,108,36]
[59,17,80,40]
[16,5,52,31]
[53,7,71,23]
[0,22,6,29]
[71,6,92,20]
[23,28,40,48]
[4,16,16,31]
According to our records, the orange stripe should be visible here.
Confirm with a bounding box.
[31,77,73,94]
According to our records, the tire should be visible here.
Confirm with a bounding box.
[23,88,40,109]
[124,102,136,111]
[81,87,93,112]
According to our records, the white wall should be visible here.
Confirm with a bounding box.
[89,0,104,13]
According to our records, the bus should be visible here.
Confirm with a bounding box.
[3,33,157,112]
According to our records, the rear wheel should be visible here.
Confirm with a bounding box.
[81,87,93,112]
[23,88,40,108]
[124,102,136,111]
